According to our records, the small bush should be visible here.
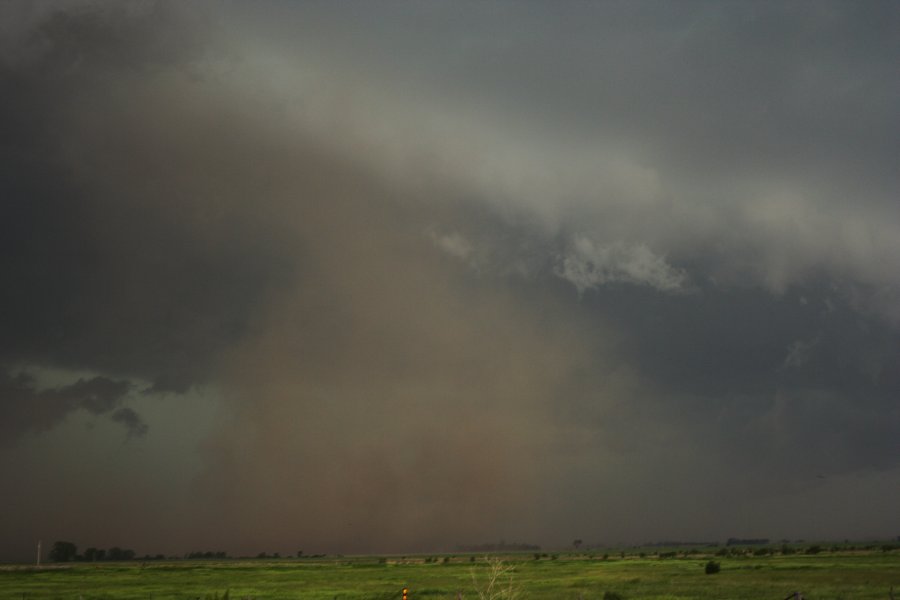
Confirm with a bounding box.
[603,592,624,600]
[705,560,720,574]
[470,557,519,600]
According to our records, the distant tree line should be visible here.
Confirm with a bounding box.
[48,541,344,562]
[726,538,769,546]
[186,551,229,559]
[456,541,541,552]
[646,540,717,547]
[49,541,137,562]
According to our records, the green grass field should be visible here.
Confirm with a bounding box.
[2,551,898,600]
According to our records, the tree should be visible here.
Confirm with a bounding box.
[573,539,583,551]
[84,547,98,562]
[49,541,78,562]
[107,547,136,561]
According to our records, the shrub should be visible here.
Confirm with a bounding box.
[470,557,519,600]
[603,592,624,600]
[705,560,721,574]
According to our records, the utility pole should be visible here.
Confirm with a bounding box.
[36,540,41,567]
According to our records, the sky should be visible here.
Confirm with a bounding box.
[1,1,898,560]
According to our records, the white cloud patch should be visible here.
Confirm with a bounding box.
[431,231,473,261]
[781,336,820,370]
[557,237,689,294]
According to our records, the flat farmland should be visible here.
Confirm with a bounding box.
[2,552,898,600]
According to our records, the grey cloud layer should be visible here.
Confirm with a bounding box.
[1,1,898,557]
[241,1,900,312]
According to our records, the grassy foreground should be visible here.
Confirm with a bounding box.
[1,552,898,600]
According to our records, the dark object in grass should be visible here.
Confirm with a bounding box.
[705,560,721,574]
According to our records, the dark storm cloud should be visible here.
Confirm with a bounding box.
[0,2,289,396]
[1,1,899,559]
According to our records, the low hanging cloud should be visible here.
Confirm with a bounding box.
[0,368,141,443]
